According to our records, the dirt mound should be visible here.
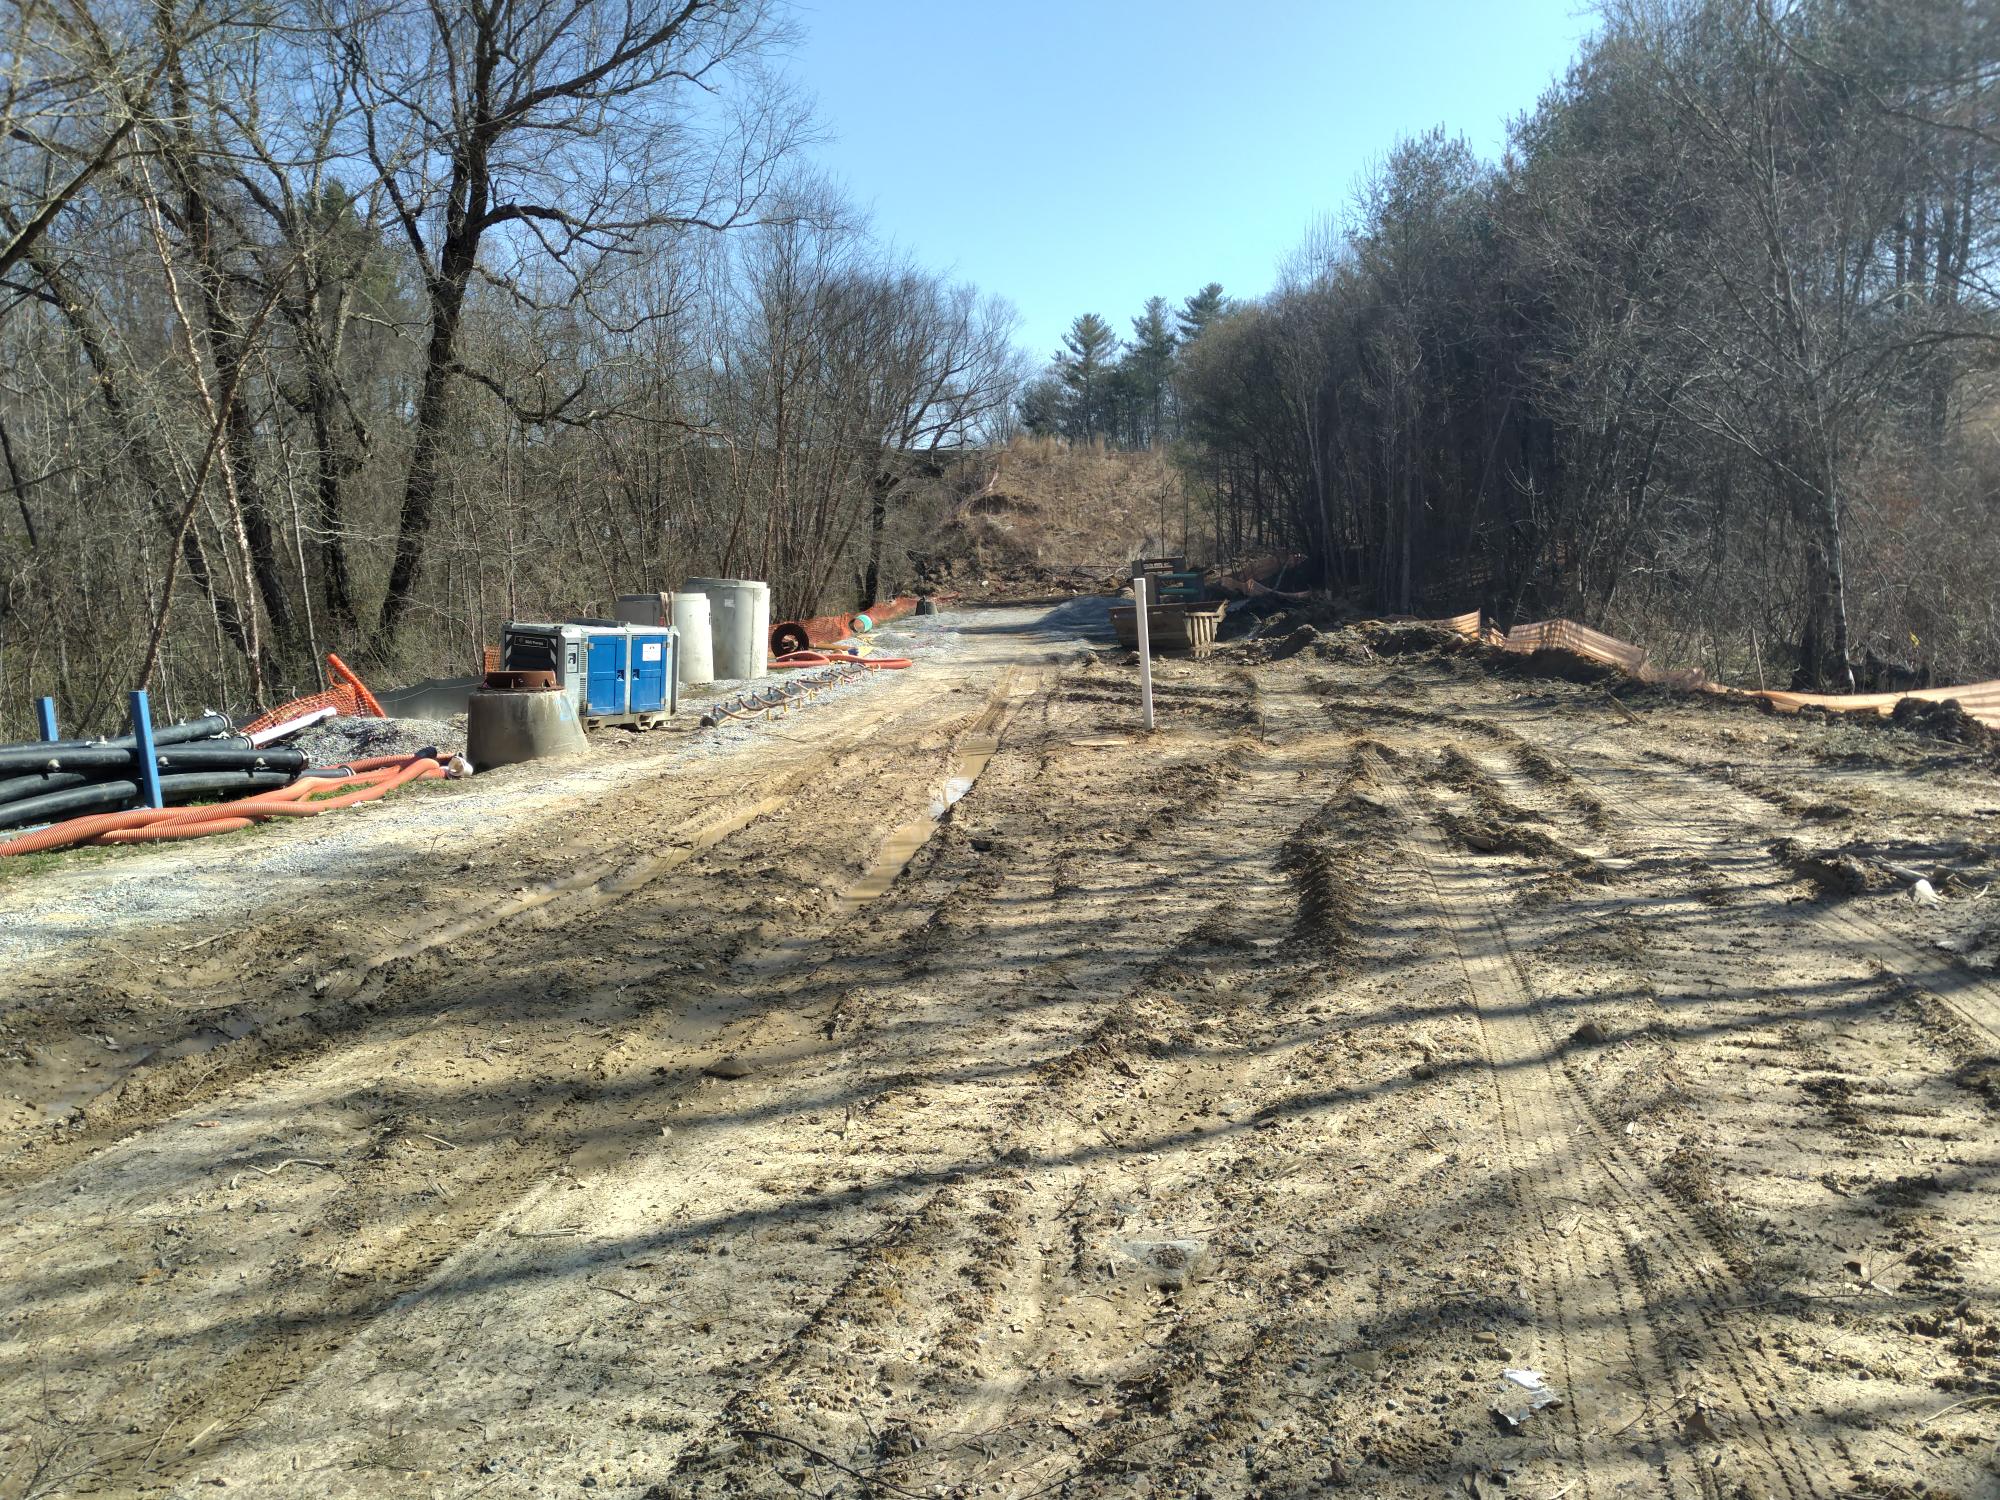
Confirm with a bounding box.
[1889,694,1991,745]
[1769,837,1890,896]
[910,436,1181,599]
[1492,645,1621,685]
[1358,620,1480,657]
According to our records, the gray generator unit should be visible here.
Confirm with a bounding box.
[500,622,586,707]
[615,592,671,627]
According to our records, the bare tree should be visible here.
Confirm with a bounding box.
[340,0,803,652]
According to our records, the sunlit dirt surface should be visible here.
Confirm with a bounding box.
[3,606,1997,1498]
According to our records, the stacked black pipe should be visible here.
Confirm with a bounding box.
[0,713,308,831]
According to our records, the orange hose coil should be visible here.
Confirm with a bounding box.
[769,651,911,670]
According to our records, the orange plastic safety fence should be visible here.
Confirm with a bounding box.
[241,653,387,737]
[325,653,385,718]
[240,684,359,737]
[1422,609,2000,731]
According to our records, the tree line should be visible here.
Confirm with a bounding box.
[0,0,1021,734]
[1034,0,1999,689]
[1017,285,1226,450]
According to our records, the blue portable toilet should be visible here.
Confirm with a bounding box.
[628,630,671,714]
[585,629,628,716]
[573,623,677,723]
[501,619,676,725]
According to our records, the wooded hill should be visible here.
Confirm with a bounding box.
[1028,0,2000,690]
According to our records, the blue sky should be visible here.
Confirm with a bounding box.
[782,0,1598,363]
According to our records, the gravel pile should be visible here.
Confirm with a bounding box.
[292,714,467,765]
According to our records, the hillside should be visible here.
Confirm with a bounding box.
[910,436,1188,597]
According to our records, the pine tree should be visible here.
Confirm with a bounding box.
[1177,283,1228,344]
[1017,375,1065,436]
[1057,313,1120,438]
[1123,296,1178,446]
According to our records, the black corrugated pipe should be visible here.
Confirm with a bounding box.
[0,713,235,769]
[0,768,295,832]
[0,741,295,775]
[0,743,298,775]
[157,745,303,773]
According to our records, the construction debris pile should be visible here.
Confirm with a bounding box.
[1,654,461,857]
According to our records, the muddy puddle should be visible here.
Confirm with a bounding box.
[17,1001,275,1128]
[845,729,999,913]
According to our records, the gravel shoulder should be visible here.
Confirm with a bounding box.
[0,607,1047,969]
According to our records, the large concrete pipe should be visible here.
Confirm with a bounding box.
[683,578,770,680]
[682,578,734,677]
[671,591,714,685]
[466,687,589,770]
[745,581,771,680]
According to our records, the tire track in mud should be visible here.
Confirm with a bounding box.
[142,668,1057,1499]
[0,670,1051,1499]
[661,680,1376,1498]
[1367,744,1842,1500]
[1524,720,2000,1054]
[1329,685,2000,1060]
[964,733,1529,1497]
[122,661,1071,1499]
[0,688,1003,1195]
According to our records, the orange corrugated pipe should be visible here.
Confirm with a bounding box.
[770,596,926,658]
[770,650,911,670]
[855,596,920,630]
[0,753,448,856]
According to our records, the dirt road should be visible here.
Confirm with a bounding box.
[3,604,1998,1498]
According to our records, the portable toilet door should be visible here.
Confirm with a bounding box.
[628,628,670,714]
[585,631,630,716]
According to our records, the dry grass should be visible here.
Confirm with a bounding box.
[924,437,1186,583]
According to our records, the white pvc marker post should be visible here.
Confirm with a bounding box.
[1133,572,1156,732]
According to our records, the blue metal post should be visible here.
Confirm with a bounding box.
[128,689,164,810]
[35,696,58,743]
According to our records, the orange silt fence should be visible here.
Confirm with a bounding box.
[1420,609,2000,732]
